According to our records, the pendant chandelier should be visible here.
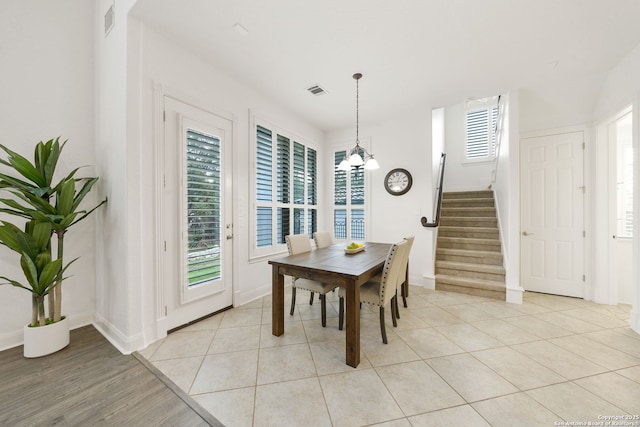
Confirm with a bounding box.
[338,73,379,171]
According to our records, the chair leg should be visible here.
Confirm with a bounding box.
[402,281,408,308]
[395,290,400,319]
[320,294,327,327]
[391,297,398,328]
[338,297,344,330]
[379,307,388,344]
[309,292,314,305]
[290,287,297,316]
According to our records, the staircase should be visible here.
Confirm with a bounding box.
[435,190,506,300]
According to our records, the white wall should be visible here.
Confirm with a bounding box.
[443,103,494,192]
[0,0,96,350]
[495,92,523,303]
[132,23,325,348]
[326,107,436,287]
[93,0,139,352]
[592,43,640,333]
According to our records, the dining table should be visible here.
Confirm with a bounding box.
[269,241,392,368]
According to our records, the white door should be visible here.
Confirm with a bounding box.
[520,131,585,297]
[163,97,233,330]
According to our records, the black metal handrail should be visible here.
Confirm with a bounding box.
[421,152,446,227]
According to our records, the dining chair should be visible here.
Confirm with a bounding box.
[338,240,409,344]
[396,235,414,316]
[285,234,339,327]
[313,231,334,249]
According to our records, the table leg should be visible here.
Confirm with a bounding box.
[344,280,360,368]
[272,266,284,336]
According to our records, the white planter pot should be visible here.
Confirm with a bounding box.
[23,317,70,358]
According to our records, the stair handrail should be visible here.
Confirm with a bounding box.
[421,152,446,227]
[489,95,504,187]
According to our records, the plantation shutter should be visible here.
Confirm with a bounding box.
[186,129,221,286]
[307,148,317,205]
[466,109,489,159]
[256,125,273,248]
[277,135,290,204]
[293,141,305,205]
[308,208,317,238]
[256,126,273,202]
[466,106,498,160]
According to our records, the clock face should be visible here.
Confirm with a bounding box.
[384,168,412,195]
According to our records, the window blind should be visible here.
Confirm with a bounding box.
[186,129,221,285]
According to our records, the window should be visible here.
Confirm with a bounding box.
[465,100,498,161]
[333,148,368,241]
[253,120,318,257]
[186,129,221,285]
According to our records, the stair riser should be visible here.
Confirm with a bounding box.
[441,208,496,218]
[438,241,501,251]
[439,230,499,239]
[442,199,495,208]
[436,253,503,266]
[435,267,505,282]
[435,282,505,301]
[443,191,493,199]
[440,218,498,227]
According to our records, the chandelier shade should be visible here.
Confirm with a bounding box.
[337,73,379,171]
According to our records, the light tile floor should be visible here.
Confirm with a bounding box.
[139,287,640,427]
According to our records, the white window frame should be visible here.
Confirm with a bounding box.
[464,98,499,163]
[250,114,319,260]
[331,140,372,242]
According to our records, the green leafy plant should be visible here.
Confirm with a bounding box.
[0,138,106,324]
[0,221,75,326]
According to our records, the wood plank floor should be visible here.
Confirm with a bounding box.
[0,325,223,426]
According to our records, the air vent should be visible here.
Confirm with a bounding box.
[307,85,327,96]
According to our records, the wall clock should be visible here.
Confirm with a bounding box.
[384,168,412,196]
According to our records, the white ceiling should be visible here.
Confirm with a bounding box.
[130,0,640,132]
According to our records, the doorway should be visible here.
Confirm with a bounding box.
[520,131,585,297]
[608,107,634,304]
[162,96,233,330]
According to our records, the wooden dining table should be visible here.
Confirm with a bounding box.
[269,241,391,368]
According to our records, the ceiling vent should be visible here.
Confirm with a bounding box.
[307,85,327,96]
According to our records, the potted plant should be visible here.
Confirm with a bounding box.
[0,138,106,357]
[0,221,76,356]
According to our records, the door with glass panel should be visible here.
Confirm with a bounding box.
[163,97,233,330]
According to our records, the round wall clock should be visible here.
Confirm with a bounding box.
[384,168,412,196]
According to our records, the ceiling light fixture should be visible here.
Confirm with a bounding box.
[338,73,379,171]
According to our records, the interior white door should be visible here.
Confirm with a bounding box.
[163,97,233,330]
[520,131,585,297]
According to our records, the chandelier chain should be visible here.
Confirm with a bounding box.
[356,76,359,144]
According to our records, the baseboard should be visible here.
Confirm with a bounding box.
[420,274,436,290]
[0,330,23,352]
[93,312,143,355]
[506,286,524,304]
[0,310,94,352]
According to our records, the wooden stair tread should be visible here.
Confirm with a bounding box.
[436,248,503,258]
[435,274,506,291]
[438,236,501,244]
[436,260,505,274]
[437,190,505,299]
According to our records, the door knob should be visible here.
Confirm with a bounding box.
[521,231,534,236]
